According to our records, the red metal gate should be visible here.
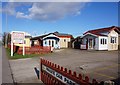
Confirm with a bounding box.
[40,58,99,85]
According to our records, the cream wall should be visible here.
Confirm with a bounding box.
[59,37,70,48]
[14,38,31,47]
[108,30,118,50]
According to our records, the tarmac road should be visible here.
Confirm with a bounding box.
[9,48,119,84]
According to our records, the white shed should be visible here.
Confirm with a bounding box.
[82,26,120,51]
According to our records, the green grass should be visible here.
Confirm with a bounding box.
[6,48,51,59]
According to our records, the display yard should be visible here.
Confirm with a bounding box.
[9,49,119,83]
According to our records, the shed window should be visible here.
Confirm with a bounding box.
[56,40,58,44]
[101,39,103,44]
[111,37,117,43]
[114,37,116,43]
[49,40,51,45]
[103,39,104,44]
[101,38,107,45]
[105,39,107,44]
[45,41,47,44]
[64,39,66,42]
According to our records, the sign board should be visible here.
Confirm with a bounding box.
[81,44,86,49]
[42,65,79,85]
[12,32,24,44]
[11,31,25,56]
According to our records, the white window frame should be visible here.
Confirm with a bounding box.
[101,38,107,45]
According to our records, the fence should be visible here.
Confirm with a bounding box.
[8,44,51,54]
[8,44,17,52]
[40,58,99,85]
[17,45,51,54]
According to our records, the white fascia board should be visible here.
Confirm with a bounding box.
[81,33,98,38]
[43,33,59,40]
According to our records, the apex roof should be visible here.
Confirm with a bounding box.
[30,32,73,40]
[84,26,120,36]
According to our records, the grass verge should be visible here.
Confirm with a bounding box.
[6,48,51,59]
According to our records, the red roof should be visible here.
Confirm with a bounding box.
[84,26,120,36]
[31,32,73,40]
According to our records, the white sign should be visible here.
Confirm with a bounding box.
[11,31,25,56]
[12,32,25,44]
[81,44,86,49]
[42,65,79,85]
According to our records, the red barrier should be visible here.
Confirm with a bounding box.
[7,44,51,55]
[17,46,51,54]
[40,58,99,85]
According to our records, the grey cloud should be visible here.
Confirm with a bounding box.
[1,2,33,15]
[2,2,16,15]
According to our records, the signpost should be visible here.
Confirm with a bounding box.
[41,59,99,85]
[42,65,79,85]
[11,31,25,56]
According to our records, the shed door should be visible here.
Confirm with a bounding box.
[89,39,93,49]
[52,41,54,47]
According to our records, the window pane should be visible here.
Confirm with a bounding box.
[115,37,116,43]
[105,39,106,44]
[101,39,102,44]
[113,38,114,43]
[49,40,51,45]
[64,39,66,42]
[111,37,112,43]
[45,41,47,44]
[113,37,115,43]
[103,39,104,45]
[56,40,58,44]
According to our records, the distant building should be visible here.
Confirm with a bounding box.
[30,32,73,49]
[82,26,120,50]
[71,36,82,49]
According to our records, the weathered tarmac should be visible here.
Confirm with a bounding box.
[9,49,119,83]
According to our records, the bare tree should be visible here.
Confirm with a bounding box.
[2,32,11,46]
